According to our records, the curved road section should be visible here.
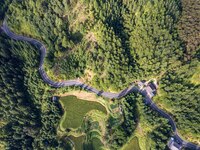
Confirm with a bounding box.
[1,19,138,99]
[1,19,199,150]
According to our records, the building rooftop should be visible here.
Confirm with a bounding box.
[145,86,155,98]
[149,83,157,90]
[138,81,145,89]
[168,138,182,150]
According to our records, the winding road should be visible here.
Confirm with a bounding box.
[1,19,199,150]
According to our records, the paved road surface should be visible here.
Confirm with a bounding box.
[1,19,199,150]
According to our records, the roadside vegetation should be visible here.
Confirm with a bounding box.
[106,93,172,150]
[154,0,200,144]
[5,0,183,92]
[155,60,200,144]
[0,34,67,149]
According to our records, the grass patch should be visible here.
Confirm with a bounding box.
[69,135,85,150]
[69,135,104,150]
[122,137,141,150]
[84,137,104,150]
[60,95,107,129]
[91,137,104,150]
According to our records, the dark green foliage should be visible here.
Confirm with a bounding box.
[33,100,64,149]
[0,35,40,149]
[86,0,183,89]
[178,0,200,60]
[128,0,183,77]
[158,60,200,142]
[106,92,172,149]
[137,93,173,150]
[0,34,64,149]
[0,0,12,20]
[106,93,139,149]
[149,124,172,150]
[5,0,184,91]
[0,0,199,149]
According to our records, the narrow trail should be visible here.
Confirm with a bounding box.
[1,19,199,150]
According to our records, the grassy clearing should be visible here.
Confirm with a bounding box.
[60,95,107,130]
[122,137,141,150]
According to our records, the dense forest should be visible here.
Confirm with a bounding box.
[156,59,200,143]
[0,34,67,149]
[3,0,184,91]
[0,0,11,21]
[155,0,200,144]
[178,0,200,60]
[0,0,200,149]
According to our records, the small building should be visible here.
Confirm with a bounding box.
[149,83,157,91]
[145,81,159,98]
[137,80,146,89]
[52,96,57,101]
[145,86,155,98]
[168,138,182,150]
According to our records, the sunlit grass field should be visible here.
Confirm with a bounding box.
[60,95,107,129]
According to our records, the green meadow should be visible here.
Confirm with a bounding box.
[59,95,107,129]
